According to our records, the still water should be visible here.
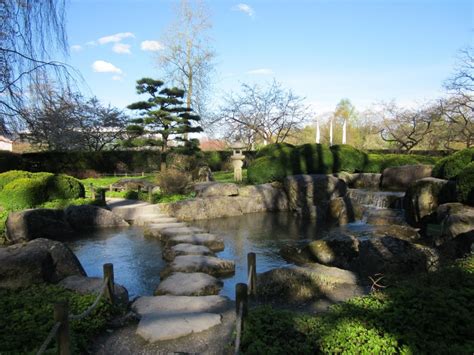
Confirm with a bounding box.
[67,212,321,299]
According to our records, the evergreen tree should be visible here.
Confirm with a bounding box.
[126,78,203,151]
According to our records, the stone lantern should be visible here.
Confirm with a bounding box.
[230,142,245,182]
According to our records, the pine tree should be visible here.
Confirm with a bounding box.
[126,78,203,152]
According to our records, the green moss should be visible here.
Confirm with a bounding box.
[242,256,474,354]
[330,144,367,173]
[0,284,117,354]
[433,148,474,180]
[456,162,474,205]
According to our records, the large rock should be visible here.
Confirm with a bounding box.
[381,164,433,190]
[306,234,359,269]
[59,275,129,308]
[284,174,347,219]
[328,197,363,225]
[132,295,229,342]
[349,173,382,189]
[365,208,407,226]
[6,209,74,243]
[161,184,288,221]
[162,243,214,262]
[196,182,239,197]
[155,272,223,296]
[0,238,86,289]
[434,203,474,253]
[65,205,129,230]
[160,255,235,278]
[405,178,457,226]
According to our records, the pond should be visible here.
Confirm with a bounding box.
[67,211,386,300]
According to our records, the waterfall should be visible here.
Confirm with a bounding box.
[347,189,404,209]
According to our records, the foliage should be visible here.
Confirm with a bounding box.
[156,168,191,195]
[39,198,95,209]
[297,144,334,174]
[127,78,203,151]
[0,284,117,354]
[242,256,474,354]
[0,170,33,190]
[0,171,84,210]
[247,156,290,184]
[213,170,248,184]
[456,162,474,205]
[329,144,366,173]
[364,153,438,173]
[432,147,474,179]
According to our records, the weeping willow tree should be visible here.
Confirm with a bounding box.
[0,0,72,134]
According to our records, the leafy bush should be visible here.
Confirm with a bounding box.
[456,162,474,205]
[365,153,438,173]
[433,147,474,180]
[0,284,117,354]
[46,174,85,200]
[39,198,95,209]
[255,142,295,158]
[156,168,191,195]
[247,156,290,184]
[242,256,474,354]
[0,170,32,190]
[297,144,334,174]
[330,144,367,173]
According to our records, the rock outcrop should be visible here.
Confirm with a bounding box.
[0,238,86,289]
[381,164,433,190]
[65,205,129,230]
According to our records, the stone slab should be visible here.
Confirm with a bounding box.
[162,243,214,262]
[165,234,225,252]
[159,226,206,239]
[160,255,235,278]
[144,223,188,238]
[155,272,223,296]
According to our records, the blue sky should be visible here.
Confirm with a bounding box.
[65,0,473,115]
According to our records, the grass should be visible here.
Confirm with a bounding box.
[242,256,474,354]
[213,169,248,184]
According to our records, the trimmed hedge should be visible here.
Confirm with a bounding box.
[330,144,367,173]
[364,153,438,173]
[432,147,474,180]
[297,144,334,174]
[456,162,474,205]
[0,171,85,210]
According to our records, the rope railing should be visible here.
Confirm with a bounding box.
[36,263,115,355]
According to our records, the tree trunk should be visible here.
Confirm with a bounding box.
[342,119,347,144]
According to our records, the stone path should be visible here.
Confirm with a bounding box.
[107,198,235,348]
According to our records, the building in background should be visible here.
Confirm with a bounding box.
[0,135,13,151]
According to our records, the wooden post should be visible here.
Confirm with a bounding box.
[54,302,70,355]
[247,252,257,297]
[103,263,115,304]
[235,283,248,318]
[89,183,95,199]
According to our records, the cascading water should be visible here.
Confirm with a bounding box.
[347,189,405,209]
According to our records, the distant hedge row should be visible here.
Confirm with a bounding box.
[247,143,439,184]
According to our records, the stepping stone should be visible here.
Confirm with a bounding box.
[160,255,235,278]
[165,233,225,252]
[132,295,229,342]
[155,272,223,296]
[134,214,170,226]
[159,226,206,240]
[144,223,188,238]
[162,243,214,262]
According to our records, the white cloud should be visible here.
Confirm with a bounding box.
[92,60,122,74]
[85,41,97,47]
[113,43,131,54]
[140,40,164,52]
[97,32,135,45]
[70,45,82,52]
[111,75,123,81]
[233,3,255,18]
[247,68,273,75]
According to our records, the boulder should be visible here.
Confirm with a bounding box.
[284,174,347,218]
[59,275,129,308]
[381,164,433,190]
[434,203,474,253]
[0,238,86,289]
[164,234,225,252]
[328,197,362,225]
[160,255,235,278]
[162,243,214,262]
[110,178,156,192]
[365,208,407,226]
[349,173,382,189]
[155,272,223,296]
[306,234,360,269]
[196,182,239,197]
[404,177,457,226]
[237,184,289,211]
[65,205,129,230]
[5,208,74,243]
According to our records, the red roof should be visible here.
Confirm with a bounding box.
[199,139,227,151]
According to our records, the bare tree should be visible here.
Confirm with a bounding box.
[158,0,215,128]
[0,0,72,134]
[444,47,474,95]
[219,81,310,148]
[378,102,439,152]
[439,95,473,148]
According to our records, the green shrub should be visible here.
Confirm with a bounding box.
[365,154,438,173]
[330,144,367,173]
[0,176,49,210]
[39,198,94,209]
[156,168,191,195]
[247,156,289,184]
[0,284,117,354]
[297,144,334,174]
[456,162,474,205]
[433,147,474,180]
[255,143,295,158]
[242,256,474,354]
[0,170,32,190]
[46,174,85,200]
